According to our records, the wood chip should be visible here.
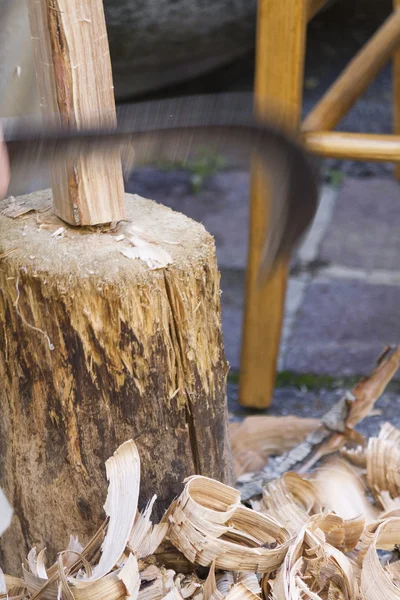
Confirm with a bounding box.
[1,197,52,219]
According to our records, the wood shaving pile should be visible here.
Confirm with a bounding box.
[2,347,400,600]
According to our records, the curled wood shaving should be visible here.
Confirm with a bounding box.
[261,472,319,535]
[235,573,261,596]
[273,522,358,600]
[71,569,128,600]
[379,491,400,519]
[128,496,168,560]
[23,567,57,600]
[340,445,367,468]
[311,458,378,551]
[223,583,260,600]
[117,554,140,599]
[236,347,400,500]
[230,416,319,478]
[4,575,25,591]
[360,518,400,599]
[120,225,174,270]
[1,197,52,218]
[154,542,195,575]
[366,423,400,502]
[85,439,140,581]
[162,588,185,600]
[203,562,225,600]
[262,461,375,553]
[167,475,290,572]
[175,573,202,598]
[347,346,400,427]
[36,549,48,579]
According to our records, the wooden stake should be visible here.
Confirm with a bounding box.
[304,131,400,161]
[26,0,126,226]
[303,9,400,133]
[239,0,308,409]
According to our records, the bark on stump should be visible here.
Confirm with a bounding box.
[0,190,232,574]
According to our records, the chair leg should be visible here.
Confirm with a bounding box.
[239,0,308,408]
[394,4,400,179]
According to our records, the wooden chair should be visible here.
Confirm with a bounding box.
[239,0,400,408]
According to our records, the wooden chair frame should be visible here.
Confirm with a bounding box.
[239,0,400,408]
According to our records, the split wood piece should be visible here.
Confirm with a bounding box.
[239,0,308,408]
[26,0,126,226]
[394,0,400,179]
[304,131,400,162]
[0,191,231,574]
[303,9,400,132]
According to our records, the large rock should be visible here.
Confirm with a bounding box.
[103,0,257,100]
[0,0,257,116]
[103,0,340,99]
[0,0,341,117]
[0,0,257,118]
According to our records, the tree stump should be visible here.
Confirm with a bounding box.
[0,191,232,574]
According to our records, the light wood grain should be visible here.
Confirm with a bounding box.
[239,0,308,409]
[303,9,400,132]
[26,0,126,225]
[304,131,400,161]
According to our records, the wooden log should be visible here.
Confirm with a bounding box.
[304,131,400,161]
[239,0,308,408]
[0,191,232,574]
[303,9,400,132]
[26,0,126,226]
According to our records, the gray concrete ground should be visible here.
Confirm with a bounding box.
[126,169,400,428]
[128,169,400,377]
[126,0,400,430]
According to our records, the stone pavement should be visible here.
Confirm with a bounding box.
[127,168,400,427]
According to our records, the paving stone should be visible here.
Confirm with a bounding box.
[320,177,400,271]
[220,270,309,371]
[220,269,245,370]
[284,279,400,377]
[228,383,337,420]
